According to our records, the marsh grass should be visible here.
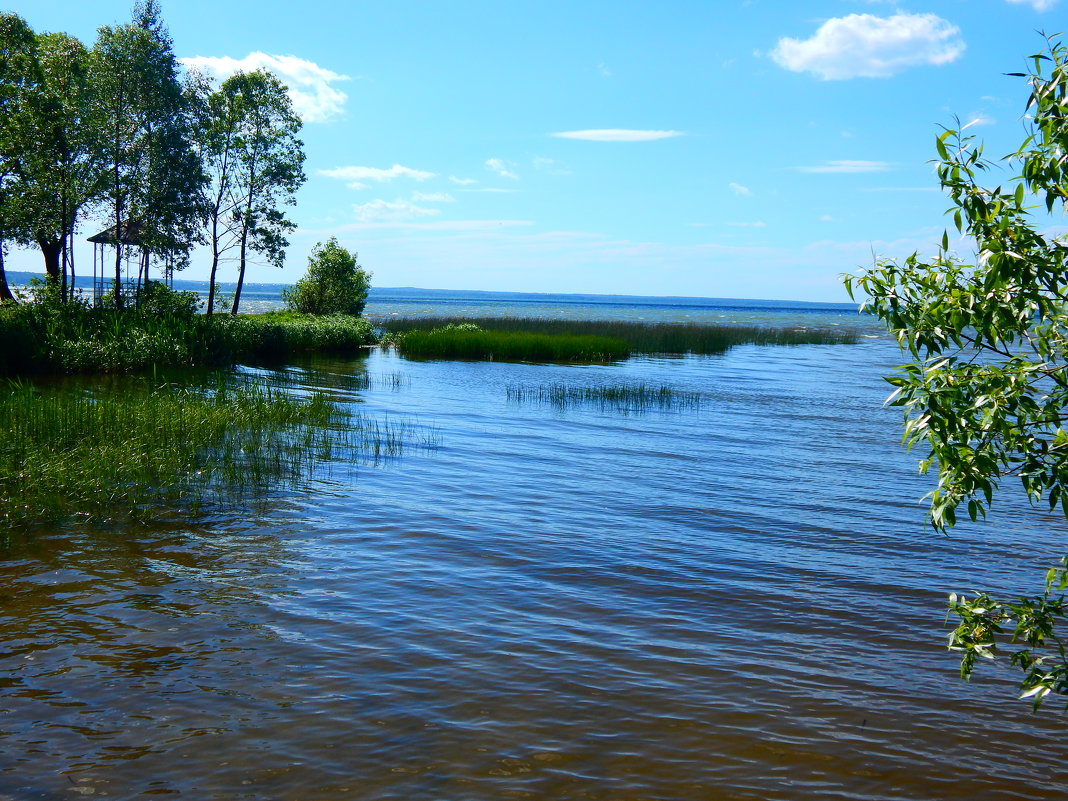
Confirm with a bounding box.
[394,326,629,362]
[0,374,429,530]
[381,316,856,355]
[0,299,376,376]
[507,382,703,414]
[221,312,376,362]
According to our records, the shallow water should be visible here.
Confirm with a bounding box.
[2,316,1066,799]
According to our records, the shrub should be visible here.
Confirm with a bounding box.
[283,237,371,316]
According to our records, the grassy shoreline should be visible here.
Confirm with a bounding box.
[0,302,376,376]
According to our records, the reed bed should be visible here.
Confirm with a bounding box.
[220,312,376,362]
[0,298,376,376]
[507,382,703,413]
[394,325,629,362]
[380,316,856,355]
[0,375,426,529]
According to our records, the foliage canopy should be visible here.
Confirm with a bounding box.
[283,237,370,316]
[845,36,1068,709]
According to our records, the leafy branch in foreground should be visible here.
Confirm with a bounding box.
[845,35,1068,709]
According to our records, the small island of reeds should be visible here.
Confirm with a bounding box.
[392,323,629,362]
[382,316,856,358]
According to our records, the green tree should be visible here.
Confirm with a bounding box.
[283,237,370,316]
[225,69,305,315]
[845,36,1068,709]
[187,68,239,316]
[0,12,39,302]
[18,31,103,297]
[91,0,204,307]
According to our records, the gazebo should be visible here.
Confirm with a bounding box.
[87,221,174,305]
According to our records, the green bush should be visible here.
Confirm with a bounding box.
[283,237,371,315]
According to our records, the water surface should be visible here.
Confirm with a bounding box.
[1,297,1064,800]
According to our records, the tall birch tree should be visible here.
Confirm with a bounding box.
[225,70,304,314]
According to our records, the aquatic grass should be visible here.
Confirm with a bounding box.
[507,381,703,413]
[0,303,376,376]
[380,316,857,354]
[395,326,629,362]
[0,374,428,529]
[218,312,376,362]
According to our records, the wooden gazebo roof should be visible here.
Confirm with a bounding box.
[86,220,147,246]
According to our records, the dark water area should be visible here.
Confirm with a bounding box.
[1,293,1065,800]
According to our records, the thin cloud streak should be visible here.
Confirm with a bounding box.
[551,129,684,142]
[797,160,891,173]
[320,164,436,183]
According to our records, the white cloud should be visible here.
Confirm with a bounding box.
[461,188,519,194]
[597,63,613,77]
[450,176,478,185]
[962,114,996,129]
[770,13,965,80]
[320,164,436,183]
[533,156,571,175]
[1005,0,1057,10]
[820,215,834,222]
[412,192,455,203]
[729,182,752,196]
[551,129,684,142]
[486,158,519,179]
[797,160,891,173]
[181,52,351,123]
[352,199,440,223]
[325,219,534,232]
[727,221,767,228]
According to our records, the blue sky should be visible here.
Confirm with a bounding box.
[7,0,1065,301]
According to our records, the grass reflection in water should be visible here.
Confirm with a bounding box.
[507,382,703,414]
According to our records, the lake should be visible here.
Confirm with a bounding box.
[1,289,1065,800]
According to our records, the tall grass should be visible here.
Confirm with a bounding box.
[0,279,375,378]
[381,316,857,354]
[0,375,427,529]
[507,382,703,413]
[0,300,376,375]
[219,312,376,363]
[395,325,629,362]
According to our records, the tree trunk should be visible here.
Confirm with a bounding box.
[67,228,77,302]
[37,236,63,284]
[232,223,247,315]
[0,238,16,303]
[59,195,69,300]
[113,155,124,309]
[206,201,221,316]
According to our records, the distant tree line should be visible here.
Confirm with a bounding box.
[0,0,305,313]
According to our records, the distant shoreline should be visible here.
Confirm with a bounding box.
[3,270,857,312]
